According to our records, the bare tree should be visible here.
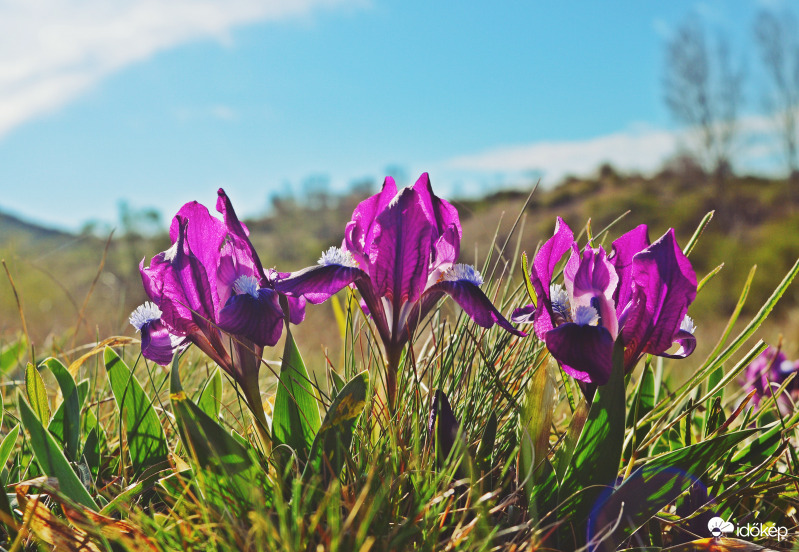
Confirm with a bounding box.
[754,9,799,188]
[663,18,744,194]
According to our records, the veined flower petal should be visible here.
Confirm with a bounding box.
[344,176,398,267]
[370,185,434,308]
[568,247,619,338]
[139,317,185,366]
[619,228,697,370]
[275,264,367,305]
[610,224,650,312]
[217,287,285,347]
[545,323,614,385]
[531,217,575,340]
[511,303,536,324]
[428,280,525,336]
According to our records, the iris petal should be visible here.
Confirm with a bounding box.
[217,288,285,347]
[619,229,697,369]
[568,247,619,339]
[344,177,398,267]
[659,327,697,360]
[413,173,462,268]
[141,319,184,366]
[371,185,434,309]
[275,264,367,304]
[511,303,536,324]
[545,323,614,385]
[531,217,575,340]
[428,280,525,336]
[610,224,650,311]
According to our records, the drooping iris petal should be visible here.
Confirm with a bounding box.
[619,229,697,369]
[285,296,307,325]
[659,328,697,360]
[545,323,614,385]
[531,217,575,340]
[511,303,536,324]
[140,319,183,366]
[370,185,435,310]
[344,177,398,267]
[428,265,525,337]
[610,224,650,311]
[275,263,366,304]
[130,302,185,366]
[217,287,285,347]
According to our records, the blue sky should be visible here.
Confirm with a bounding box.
[0,0,789,231]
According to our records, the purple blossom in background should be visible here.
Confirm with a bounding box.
[275,173,524,408]
[512,217,697,386]
[741,347,799,409]
[132,189,304,433]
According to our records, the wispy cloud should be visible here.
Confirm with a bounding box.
[437,115,784,192]
[441,126,676,186]
[0,0,362,139]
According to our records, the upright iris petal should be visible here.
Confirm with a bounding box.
[513,218,698,387]
[275,173,524,408]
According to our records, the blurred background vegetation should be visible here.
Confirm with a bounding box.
[3,161,799,381]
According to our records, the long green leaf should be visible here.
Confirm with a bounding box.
[521,252,537,307]
[0,425,19,469]
[17,392,97,509]
[0,337,25,374]
[558,340,626,548]
[272,329,321,460]
[196,367,222,420]
[586,428,758,549]
[731,411,799,466]
[43,358,81,461]
[304,370,368,480]
[104,347,168,478]
[646,258,799,425]
[48,379,89,458]
[682,210,714,256]
[170,358,267,513]
[25,362,50,424]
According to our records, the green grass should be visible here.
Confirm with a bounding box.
[0,208,797,551]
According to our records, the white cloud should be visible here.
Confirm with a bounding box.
[441,126,677,186]
[437,114,786,191]
[0,0,363,138]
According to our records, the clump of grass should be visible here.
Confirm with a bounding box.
[0,208,796,551]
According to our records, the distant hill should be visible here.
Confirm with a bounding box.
[0,209,75,247]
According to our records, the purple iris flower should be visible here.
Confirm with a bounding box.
[741,347,799,409]
[135,189,304,434]
[512,217,697,386]
[274,173,524,408]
